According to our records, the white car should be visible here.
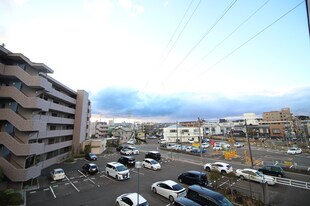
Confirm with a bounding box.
[158,139,167,144]
[127,146,139,154]
[142,158,161,170]
[235,168,275,185]
[203,162,233,174]
[166,143,176,150]
[185,146,193,152]
[50,168,66,181]
[213,145,222,151]
[151,180,186,202]
[115,193,149,206]
[234,142,245,148]
[221,143,230,149]
[287,147,302,155]
[201,143,210,148]
[121,147,139,155]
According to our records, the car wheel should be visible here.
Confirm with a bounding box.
[178,178,182,183]
[205,167,211,172]
[116,175,119,181]
[106,171,109,176]
[221,170,227,175]
[152,187,157,193]
[169,195,174,202]
[239,175,245,180]
[115,202,120,206]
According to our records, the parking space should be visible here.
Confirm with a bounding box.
[27,145,309,206]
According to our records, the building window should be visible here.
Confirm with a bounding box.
[272,129,280,134]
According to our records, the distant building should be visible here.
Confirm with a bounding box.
[262,108,293,138]
[0,46,91,188]
[95,121,109,138]
[112,127,134,141]
[163,124,203,143]
[262,108,293,122]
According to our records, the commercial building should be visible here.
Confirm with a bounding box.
[0,46,91,188]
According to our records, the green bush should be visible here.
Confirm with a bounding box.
[0,189,23,206]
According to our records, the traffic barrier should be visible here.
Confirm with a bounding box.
[275,177,310,190]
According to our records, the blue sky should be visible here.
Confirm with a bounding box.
[1,0,309,122]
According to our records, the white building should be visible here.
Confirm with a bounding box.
[163,124,203,143]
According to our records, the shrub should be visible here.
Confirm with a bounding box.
[0,189,23,206]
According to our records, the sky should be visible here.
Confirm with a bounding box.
[1,0,310,123]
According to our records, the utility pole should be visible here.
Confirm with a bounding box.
[198,117,203,164]
[245,119,254,168]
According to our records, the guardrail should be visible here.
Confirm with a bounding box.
[275,177,310,190]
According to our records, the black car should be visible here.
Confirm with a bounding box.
[145,151,161,161]
[82,163,99,175]
[85,153,97,161]
[174,197,200,206]
[258,165,285,177]
[118,156,136,166]
[178,170,208,186]
[187,185,233,206]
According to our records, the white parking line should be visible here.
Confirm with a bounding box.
[65,176,80,192]
[49,186,56,198]
[130,169,144,175]
[78,170,100,187]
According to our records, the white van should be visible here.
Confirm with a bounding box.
[105,162,130,180]
[50,168,66,181]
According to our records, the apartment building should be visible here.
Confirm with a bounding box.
[94,121,109,138]
[262,108,293,138]
[262,108,293,122]
[0,46,91,188]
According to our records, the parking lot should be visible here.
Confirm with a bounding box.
[26,145,310,206]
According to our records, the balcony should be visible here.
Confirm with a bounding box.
[0,157,42,182]
[1,64,52,91]
[0,132,44,155]
[0,86,49,111]
[0,109,47,131]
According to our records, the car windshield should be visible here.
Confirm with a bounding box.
[255,171,263,177]
[116,165,127,171]
[139,201,149,206]
[171,183,183,191]
[217,196,233,206]
[90,165,97,169]
[150,159,158,164]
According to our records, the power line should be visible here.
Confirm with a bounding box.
[163,0,238,82]
[159,0,202,69]
[192,0,305,80]
[158,0,195,66]
[192,0,271,70]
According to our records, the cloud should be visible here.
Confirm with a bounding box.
[91,86,310,121]
[118,0,144,17]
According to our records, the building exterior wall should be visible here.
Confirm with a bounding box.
[163,125,203,143]
[262,108,293,122]
[0,46,91,188]
[95,121,109,138]
[112,127,133,141]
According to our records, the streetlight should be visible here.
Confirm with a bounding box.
[135,161,142,205]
